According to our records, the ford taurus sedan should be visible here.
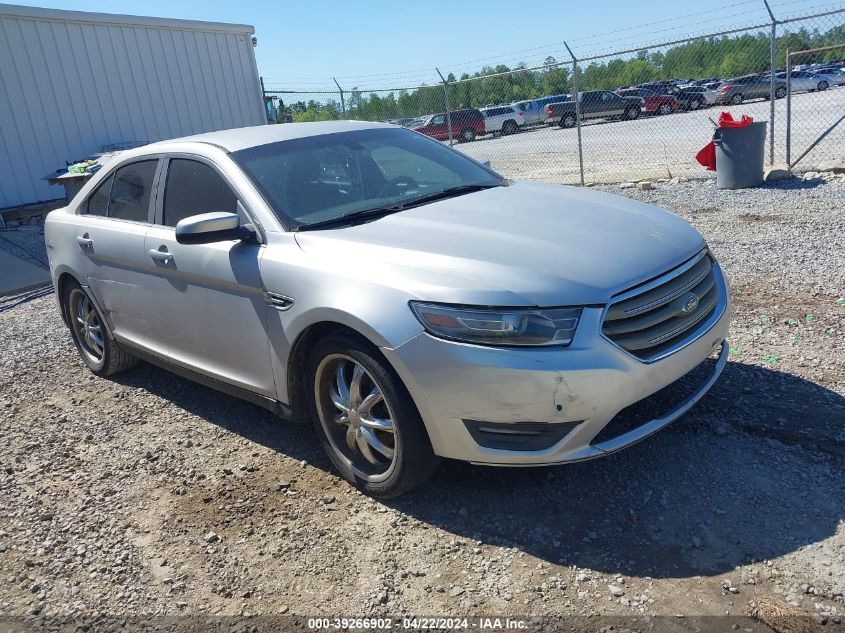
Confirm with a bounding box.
[45,121,731,498]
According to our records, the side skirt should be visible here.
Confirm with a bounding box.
[117,341,293,420]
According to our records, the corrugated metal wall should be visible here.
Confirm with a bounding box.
[0,5,267,209]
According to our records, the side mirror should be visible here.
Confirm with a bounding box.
[175,212,253,245]
[480,159,492,168]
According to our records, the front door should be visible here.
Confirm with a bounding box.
[143,156,276,397]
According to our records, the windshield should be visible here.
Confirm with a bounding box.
[232,127,503,229]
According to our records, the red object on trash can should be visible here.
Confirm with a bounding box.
[717,112,753,128]
[696,112,754,170]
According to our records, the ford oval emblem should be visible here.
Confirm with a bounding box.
[680,293,700,314]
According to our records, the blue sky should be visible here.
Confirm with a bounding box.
[9,0,833,90]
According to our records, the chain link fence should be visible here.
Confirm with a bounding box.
[264,6,845,184]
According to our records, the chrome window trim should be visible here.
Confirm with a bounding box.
[74,155,165,226]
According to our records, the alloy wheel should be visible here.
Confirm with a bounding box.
[69,288,104,365]
[314,354,397,482]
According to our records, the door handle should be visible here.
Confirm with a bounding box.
[76,235,93,249]
[148,249,173,264]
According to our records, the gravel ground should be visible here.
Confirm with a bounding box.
[0,178,843,630]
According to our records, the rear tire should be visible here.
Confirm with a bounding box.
[502,120,518,135]
[306,333,441,498]
[658,102,673,115]
[730,93,744,105]
[688,97,703,110]
[62,280,138,376]
[818,81,829,91]
[775,86,787,99]
[458,127,475,143]
[560,113,576,128]
[624,105,640,120]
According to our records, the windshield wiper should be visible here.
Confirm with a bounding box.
[295,183,503,231]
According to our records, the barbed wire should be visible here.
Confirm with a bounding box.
[265,7,845,97]
[262,0,841,91]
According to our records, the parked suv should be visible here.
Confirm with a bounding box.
[480,105,523,135]
[715,75,787,105]
[46,121,730,498]
[411,108,485,142]
[546,90,642,127]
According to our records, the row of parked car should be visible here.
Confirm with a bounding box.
[395,61,845,141]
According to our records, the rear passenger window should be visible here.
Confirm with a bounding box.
[163,159,238,227]
[108,161,158,222]
[86,174,113,216]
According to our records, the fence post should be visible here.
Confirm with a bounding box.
[764,0,777,165]
[259,76,270,123]
[436,67,454,146]
[564,42,585,186]
[785,49,792,166]
[333,77,346,116]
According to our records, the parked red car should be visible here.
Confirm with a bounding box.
[616,88,679,115]
[411,108,485,142]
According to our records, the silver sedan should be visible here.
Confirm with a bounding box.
[45,121,731,497]
[776,70,836,93]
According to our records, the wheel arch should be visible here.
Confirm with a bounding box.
[285,318,413,423]
[55,270,85,328]
[54,269,114,338]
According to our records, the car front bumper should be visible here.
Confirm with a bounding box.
[382,266,731,466]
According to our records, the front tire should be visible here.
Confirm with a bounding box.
[730,93,744,105]
[502,120,518,135]
[688,97,703,110]
[306,333,441,498]
[62,281,138,376]
[775,86,787,99]
[818,81,829,91]
[624,105,640,120]
[658,102,673,115]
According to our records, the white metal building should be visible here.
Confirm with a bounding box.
[0,3,267,209]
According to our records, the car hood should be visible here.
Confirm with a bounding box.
[293,181,706,306]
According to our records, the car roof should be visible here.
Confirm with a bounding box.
[147,120,395,153]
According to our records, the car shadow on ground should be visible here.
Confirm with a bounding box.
[112,359,844,580]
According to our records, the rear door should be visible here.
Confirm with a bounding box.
[751,76,769,98]
[580,92,601,118]
[603,91,626,116]
[72,158,164,353]
[143,156,276,396]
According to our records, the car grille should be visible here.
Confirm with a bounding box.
[602,251,720,361]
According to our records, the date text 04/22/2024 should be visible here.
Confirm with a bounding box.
[307,617,528,630]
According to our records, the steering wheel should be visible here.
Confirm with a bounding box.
[379,175,418,198]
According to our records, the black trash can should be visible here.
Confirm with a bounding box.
[713,121,767,189]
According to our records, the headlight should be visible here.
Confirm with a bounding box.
[409,302,582,347]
